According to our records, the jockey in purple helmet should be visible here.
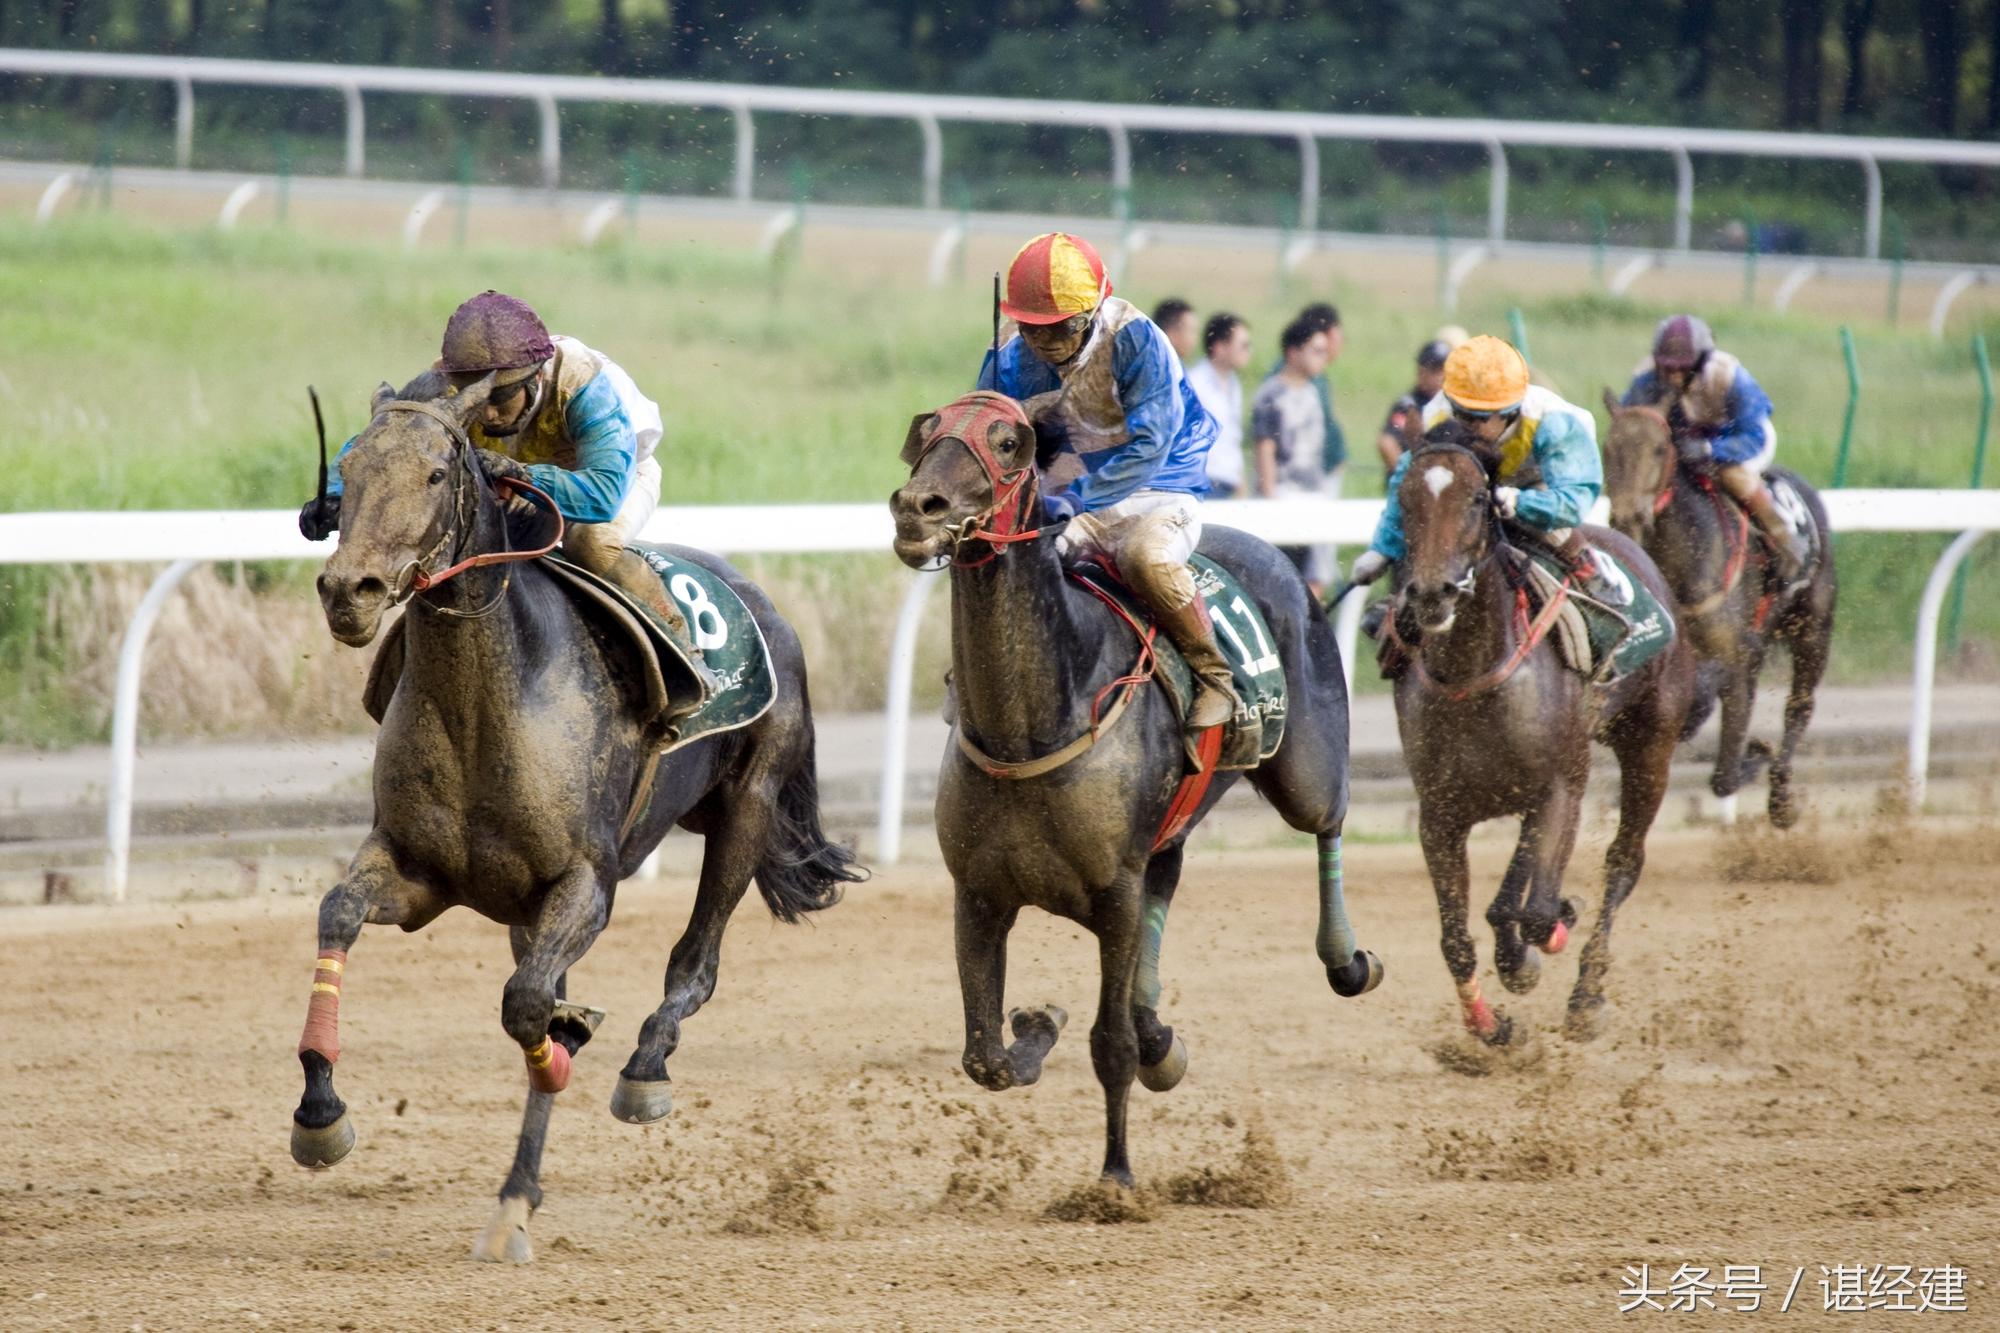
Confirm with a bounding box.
[300,292,705,644]
[1622,314,1808,589]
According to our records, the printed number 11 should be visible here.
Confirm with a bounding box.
[1209,595,1278,675]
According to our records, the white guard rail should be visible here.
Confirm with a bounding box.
[12,48,2000,257]
[0,488,1993,892]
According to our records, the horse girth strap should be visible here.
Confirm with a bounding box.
[955,682,1140,780]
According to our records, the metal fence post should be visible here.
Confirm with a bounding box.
[173,75,193,169]
[1296,132,1319,235]
[1861,154,1883,260]
[918,113,942,211]
[342,84,364,176]
[877,571,941,864]
[732,103,755,201]
[1484,137,1508,245]
[1945,335,1992,649]
[535,92,561,189]
[1833,326,1861,487]
[1670,145,1693,251]
[1910,530,1991,811]
[107,558,200,902]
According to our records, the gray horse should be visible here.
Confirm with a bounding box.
[295,371,860,1262]
[889,390,1380,1193]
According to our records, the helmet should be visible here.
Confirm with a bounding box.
[1000,233,1112,326]
[1652,314,1715,372]
[1441,335,1530,415]
[1433,324,1470,349]
[1416,339,1452,371]
[440,291,554,382]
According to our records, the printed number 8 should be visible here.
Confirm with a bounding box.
[669,573,729,651]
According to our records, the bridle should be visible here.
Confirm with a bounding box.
[903,392,1044,568]
[1402,439,1503,581]
[370,398,564,619]
[1605,401,1681,521]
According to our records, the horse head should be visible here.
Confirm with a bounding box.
[888,390,1042,569]
[1600,388,1675,544]
[316,370,500,646]
[1394,437,1497,636]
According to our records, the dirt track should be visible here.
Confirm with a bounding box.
[2,824,1996,1330]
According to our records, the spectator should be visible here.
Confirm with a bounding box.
[1152,298,1199,362]
[1187,312,1251,498]
[1251,316,1335,595]
[1377,338,1452,477]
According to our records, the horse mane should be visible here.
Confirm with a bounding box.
[397,366,453,402]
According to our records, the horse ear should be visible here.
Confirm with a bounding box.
[371,381,396,414]
[1602,387,1619,415]
[900,412,941,467]
[448,372,497,423]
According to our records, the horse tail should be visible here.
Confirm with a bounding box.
[753,719,866,923]
[1680,658,1724,742]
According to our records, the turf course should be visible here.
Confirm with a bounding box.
[0,215,1994,742]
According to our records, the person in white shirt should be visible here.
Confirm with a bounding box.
[1185,312,1251,498]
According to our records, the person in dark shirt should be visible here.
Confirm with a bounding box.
[1376,338,1451,477]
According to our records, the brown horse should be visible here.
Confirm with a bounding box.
[297,371,859,1262]
[1599,394,1836,828]
[889,390,1380,1191]
[1391,440,1697,1044]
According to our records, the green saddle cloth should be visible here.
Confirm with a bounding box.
[1518,542,1676,680]
[624,545,776,751]
[1068,553,1288,766]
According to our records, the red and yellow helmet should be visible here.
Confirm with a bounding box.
[1000,232,1112,326]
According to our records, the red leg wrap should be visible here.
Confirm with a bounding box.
[1542,920,1569,955]
[298,949,347,1063]
[525,1036,572,1095]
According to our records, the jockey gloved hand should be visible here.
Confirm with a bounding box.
[298,494,340,542]
[1042,492,1079,523]
[1493,486,1521,519]
[1350,550,1390,585]
[474,448,531,487]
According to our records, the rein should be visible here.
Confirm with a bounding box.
[369,398,566,615]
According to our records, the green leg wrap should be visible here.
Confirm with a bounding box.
[1315,834,1356,971]
[1136,897,1169,1010]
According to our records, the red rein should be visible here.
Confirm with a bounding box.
[410,475,565,593]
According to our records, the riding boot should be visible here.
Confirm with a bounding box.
[1742,486,1809,591]
[1152,596,1257,770]
[602,549,725,707]
[1555,531,1632,608]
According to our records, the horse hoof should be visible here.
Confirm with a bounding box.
[289,1111,354,1170]
[1472,1010,1515,1048]
[1137,1034,1188,1092]
[1009,1004,1068,1040]
[1564,1001,1607,1043]
[608,1075,674,1125]
[1498,952,1542,995]
[1770,790,1799,830]
[472,1196,534,1265]
[1328,949,1385,998]
[1540,920,1570,955]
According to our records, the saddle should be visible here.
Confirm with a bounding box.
[1064,553,1288,773]
[363,546,775,752]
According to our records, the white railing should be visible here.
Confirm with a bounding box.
[1,488,1994,893]
[11,48,2000,258]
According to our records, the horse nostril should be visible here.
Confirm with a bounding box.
[354,577,388,602]
[917,493,949,519]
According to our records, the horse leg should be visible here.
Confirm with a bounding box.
[1709,649,1768,798]
[1316,832,1385,998]
[1516,775,1585,957]
[1421,808,1509,1045]
[1568,720,1675,1041]
[1131,845,1188,1092]
[1768,616,1830,830]
[1488,836,1539,995]
[956,890,1062,1091]
[290,837,444,1170]
[1091,869,1145,1188]
[613,790,773,1124]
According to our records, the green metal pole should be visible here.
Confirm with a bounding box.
[1832,325,1861,487]
[1886,213,1906,327]
[1507,307,1531,366]
[1742,205,1758,306]
[1588,200,1608,290]
[1944,334,1993,649]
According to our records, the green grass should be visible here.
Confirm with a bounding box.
[0,215,1995,743]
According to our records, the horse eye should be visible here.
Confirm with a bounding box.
[428,469,447,485]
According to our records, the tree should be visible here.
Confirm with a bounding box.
[1915,0,1962,134]
[1839,0,1875,118]
[1674,0,1717,105]
[1779,0,1828,127]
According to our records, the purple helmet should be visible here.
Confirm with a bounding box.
[440,292,554,378]
[1652,314,1715,373]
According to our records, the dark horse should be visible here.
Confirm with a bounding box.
[297,372,860,1262]
[1389,440,1696,1045]
[1600,394,1836,828]
[888,391,1381,1191]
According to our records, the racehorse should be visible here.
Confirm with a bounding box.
[296,371,860,1262]
[1599,393,1836,829]
[888,390,1381,1192]
[1388,438,1697,1045]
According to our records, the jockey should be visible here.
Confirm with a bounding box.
[1350,335,1627,606]
[1622,314,1807,588]
[975,231,1243,751]
[298,292,702,650]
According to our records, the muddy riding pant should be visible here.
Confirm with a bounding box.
[551,457,690,637]
[1059,490,1202,611]
[1711,420,1778,506]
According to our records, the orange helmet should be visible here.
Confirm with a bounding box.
[1441,335,1530,415]
[1000,232,1112,326]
